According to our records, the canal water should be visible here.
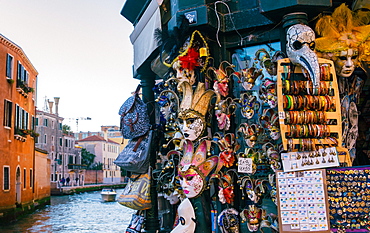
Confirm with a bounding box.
[1,189,135,233]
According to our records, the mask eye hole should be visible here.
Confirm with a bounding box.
[309,41,315,50]
[292,40,303,50]
[186,118,195,125]
[352,55,358,60]
[179,217,186,225]
[339,56,347,60]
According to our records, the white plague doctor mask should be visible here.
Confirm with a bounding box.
[286,24,320,87]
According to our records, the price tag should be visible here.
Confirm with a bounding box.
[279,111,285,119]
[237,157,253,173]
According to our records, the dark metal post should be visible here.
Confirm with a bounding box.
[140,73,160,233]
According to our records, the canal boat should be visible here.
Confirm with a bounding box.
[101,188,117,202]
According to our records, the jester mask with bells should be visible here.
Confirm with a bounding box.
[259,78,277,109]
[315,3,370,78]
[217,172,236,205]
[240,205,265,232]
[214,132,240,168]
[177,139,219,199]
[259,108,280,140]
[239,92,260,119]
[178,81,217,141]
[207,61,235,97]
[166,30,210,85]
[255,48,286,76]
[286,23,320,87]
[237,123,262,148]
[215,97,237,130]
[235,67,264,91]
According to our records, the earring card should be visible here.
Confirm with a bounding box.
[276,169,331,233]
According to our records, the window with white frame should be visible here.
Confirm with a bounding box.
[6,54,13,79]
[3,166,10,190]
[4,100,12,128]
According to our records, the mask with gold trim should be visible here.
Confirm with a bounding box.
[237,123,262,148]
[178,81,217,141]
[236,67,264,91]
[259,78,277,109]
[259,108,280,140]
[315,3,370,78]
[239,92,260,119]
[215,97,236,130]
[178,140,219,198]
[207,61,235,97]
[214,132,240,168]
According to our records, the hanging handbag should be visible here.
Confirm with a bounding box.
[119,85,151,139]
[114,130,153,174]
[126,210,145,233]
[118,168,152,210]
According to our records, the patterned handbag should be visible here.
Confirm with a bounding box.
[114,130,153,174]
[118,168,152,210]
[119,85,151,139]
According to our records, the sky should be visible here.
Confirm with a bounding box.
[0,0,140,132]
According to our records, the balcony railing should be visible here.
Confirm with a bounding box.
[67,164,87,170]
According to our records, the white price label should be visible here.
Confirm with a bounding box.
[237,157,253,173]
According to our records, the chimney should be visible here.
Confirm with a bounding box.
[103,130,108,141]
[54,97,60,116]
[48,100,54,114]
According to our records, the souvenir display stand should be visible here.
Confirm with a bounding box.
[326,166,370,232]
[276,169,331,232]
[276,58,351,169]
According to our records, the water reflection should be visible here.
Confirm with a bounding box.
[2,189,135,233]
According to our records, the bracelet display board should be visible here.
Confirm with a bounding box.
[276,58,351,166]
[276,169,330,232]
[326,166,370,232]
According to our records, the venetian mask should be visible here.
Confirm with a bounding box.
[164,190,180,205]
[237,123,262,148]
[178,167,205,198]
[239,93,259,119]
[259,109,280,140]
[218,173,235,204]
[178,112,204,142]
[177,140,218,198]
[286,24,320,87]
[259,79,277,109]
[178,82,216,141]
[171,198,196,233]
[241,205,264,232]
[173,60,196,85]
[215,97,236,130]
[333,49,359,77]
[240,67,263,91]
[214,133,240,168]
[315,4,369,79]
[218,208,240,233]
[208,61,235,97]
[157,90,179,121]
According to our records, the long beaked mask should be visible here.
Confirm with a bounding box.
[286,24,320,87]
